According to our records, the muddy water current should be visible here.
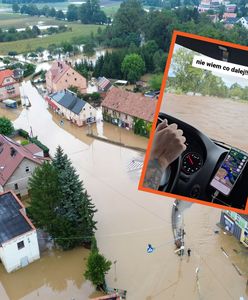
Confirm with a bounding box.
[161,93,248,152]
[0,83,247,300]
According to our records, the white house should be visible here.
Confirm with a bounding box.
[0,135,47,197]
[0,191,40,273]
[45,89,96,126]
[237,17,248,29]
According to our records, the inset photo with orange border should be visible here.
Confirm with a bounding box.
[139,31,248,214]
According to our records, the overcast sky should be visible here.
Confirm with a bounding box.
[168,44,248,88]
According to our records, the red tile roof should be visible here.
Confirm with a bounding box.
[0,69,14,87]
[102,87,157,122]
[223,12,237,19]
[0,135,46,186]
[49,61,70,83]
[24,143,44,156]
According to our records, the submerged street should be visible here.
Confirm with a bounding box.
[0,81,247,300]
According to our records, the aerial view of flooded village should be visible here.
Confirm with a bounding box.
[0,0,247,299]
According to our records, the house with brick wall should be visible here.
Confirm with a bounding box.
[0,69,20,101]
[101,87,157,136]
[46,60,87,94]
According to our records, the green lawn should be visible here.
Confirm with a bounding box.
[0,22,105,54]
[0,13,25,24]
[0,15,68,29]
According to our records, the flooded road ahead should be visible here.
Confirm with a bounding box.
[161,93,248,152]
[0,82,247,299]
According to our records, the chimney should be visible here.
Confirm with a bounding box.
[10,147,16,157]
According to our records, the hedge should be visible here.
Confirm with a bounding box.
[18,128,49,155]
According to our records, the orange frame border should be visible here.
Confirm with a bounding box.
[138,30,248,214]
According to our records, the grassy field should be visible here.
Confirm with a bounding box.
[0,0,121,15]
[0,15,68,29]
[102,3,120,17]
[0,20,105,54]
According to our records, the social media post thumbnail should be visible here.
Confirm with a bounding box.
[139,31,248,214]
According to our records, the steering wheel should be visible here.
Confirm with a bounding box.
[157,113,182,193]
[155,113,248,210]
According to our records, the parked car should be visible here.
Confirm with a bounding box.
[144,90,160,98]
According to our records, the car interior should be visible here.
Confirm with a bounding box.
[157,36,248,210]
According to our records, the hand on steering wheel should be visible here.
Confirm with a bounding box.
[143,115,186,192]
[150,118,186,170]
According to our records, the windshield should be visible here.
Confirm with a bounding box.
[161,44,248,153]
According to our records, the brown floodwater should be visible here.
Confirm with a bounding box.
[0,81,247,300]
[161,93,248,152]
[0,248,102,300]
[0,105,22,122]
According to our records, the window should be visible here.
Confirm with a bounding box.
[14,183,18,190]
[65,80,67,82]
[17,241,24,250]
[74,78,77,81]
[125,114,128,120]
[25,166,30,173]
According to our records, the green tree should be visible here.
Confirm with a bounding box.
[153,50,167,73]
[121,53,145,83]
[56,10,65,20]
[143,10,177,50]
[32,25,41,36]
[28,146,97,250]
[84,238,111,290]
[83,41,95,57]
[79,0,107,24]
[52,146,97,248]
[12,3,20,13]
[140,40,159,72]
[67,4,79,21]
[20,4,28,14]
[61,42,73,55]
[149,73,163,90]
[170,47,204,93]
[0,117,14,136]
[49,7,56,17]
[40,5,50,17]
[28,161,61,230]
[111,0,145,47]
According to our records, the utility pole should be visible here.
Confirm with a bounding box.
[113,260,117,282]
